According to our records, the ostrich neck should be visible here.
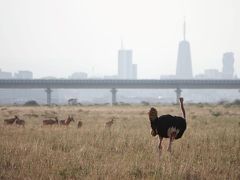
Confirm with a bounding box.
[150,119,158,130]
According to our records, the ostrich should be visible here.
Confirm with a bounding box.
[148,97,187,153]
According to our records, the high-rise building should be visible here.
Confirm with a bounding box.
[176,21,193,79]
[118,44,137,79]
[222,52,234,79]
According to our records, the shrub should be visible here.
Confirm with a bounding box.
[24,100,39,106]
[231,99,240,105]
[141,101,150,106]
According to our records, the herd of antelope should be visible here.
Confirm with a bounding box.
[42,116,75,126]
[3,115,114,128]
[4,115,25,127]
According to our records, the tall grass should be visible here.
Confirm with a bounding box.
[0,105,239,179]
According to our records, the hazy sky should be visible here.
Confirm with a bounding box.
[0,0,239,78]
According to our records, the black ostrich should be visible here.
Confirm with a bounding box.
[148,97,187,153]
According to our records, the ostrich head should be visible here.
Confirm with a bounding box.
[148,107,158,122]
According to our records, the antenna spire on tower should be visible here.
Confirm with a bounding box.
[183,17,186,41]
[121,38,124,49]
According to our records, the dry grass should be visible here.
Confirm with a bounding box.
[0,104,239,180]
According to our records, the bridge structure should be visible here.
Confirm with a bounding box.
[0,79,240,105]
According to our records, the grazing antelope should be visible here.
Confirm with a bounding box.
[4,116,18,125]
[149,97,187,154]
[59,116,74,126]
[15,117,25,127]
[105,118,114,128]
[43,117,58,125]
[77,121,83,128]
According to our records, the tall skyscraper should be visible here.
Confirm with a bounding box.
[118,42,137,79]
[222,52,234,79]
[176,21,193,79]
[118,49,132,79]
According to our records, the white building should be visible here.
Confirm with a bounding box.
[222,52,234,79]
[14,71,33,79]
[104,75,119,79]
[0,69,12,79]
[132,64,137,79]
[118,49,132,79]
[195,52,236,79]
[69,72,88,79]
[176,21,193,79]
[195,69,222,79]
[118,47,137,79]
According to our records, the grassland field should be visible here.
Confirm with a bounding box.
[0,104,240,180]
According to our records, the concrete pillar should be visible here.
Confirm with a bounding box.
[45,88,52,105]
[175,88,182,104]
[110,88,117,105]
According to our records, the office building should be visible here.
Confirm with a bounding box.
[14,71,33,79]
[222,52,234,79]
[69,72,88,79]
[118,42,137,79]
[0,69,12,79]
[176,21,193,79]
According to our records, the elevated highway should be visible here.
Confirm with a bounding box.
[0,79,239,104]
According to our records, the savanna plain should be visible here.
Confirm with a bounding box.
[0,103,239,180]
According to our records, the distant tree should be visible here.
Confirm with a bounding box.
[68,98,78,105]
[24,100,39,106]
[231,99,240,105]
[141,101,150,106]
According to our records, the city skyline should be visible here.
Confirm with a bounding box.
[0,50,237,79]
[0,47,236,79]
[0,0,239,79]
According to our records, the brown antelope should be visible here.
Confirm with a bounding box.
[43,117,58,125]
[59,116,74,126]
[105,118,114,128]
[4,116,18,125]
[77,121,83,128]
[15,117,25,127]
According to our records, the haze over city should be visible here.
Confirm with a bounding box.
[1,1,240,179]
[0,0,239,79]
